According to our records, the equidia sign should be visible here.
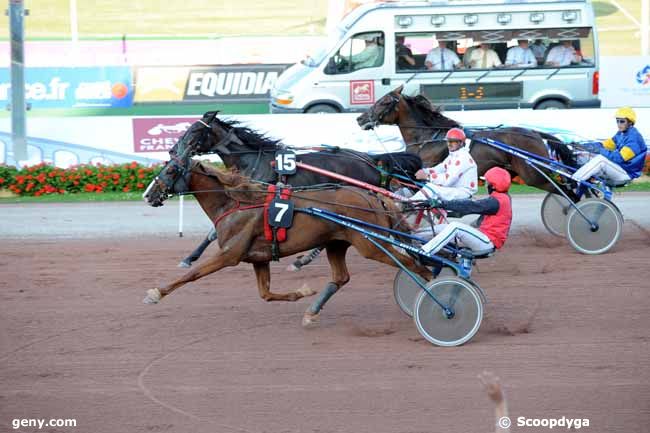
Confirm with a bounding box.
[133,64,288,104]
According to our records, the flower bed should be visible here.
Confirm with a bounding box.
[0,162,159,196]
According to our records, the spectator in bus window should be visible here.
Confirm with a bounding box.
[545,40,582,67]
[530,39,547,64]
[395,35,416,70]
[425,40,461,71]
[467,42,502,69]
[346,33,384,69]
[505,39,537,68]
[463,44,477,67]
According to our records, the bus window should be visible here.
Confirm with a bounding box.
[325,32,384,74]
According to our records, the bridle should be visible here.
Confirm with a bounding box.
[364,92,401,128]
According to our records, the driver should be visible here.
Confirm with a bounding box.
[572,107,647,185]
[408,127,478,202]
[420,167,513,255]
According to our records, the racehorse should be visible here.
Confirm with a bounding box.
[175,111,422,269]
[357,85,578,198]
[142,147,429,327]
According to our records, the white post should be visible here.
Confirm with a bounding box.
[69,0,79,63]
[178,195,184,237]
[642,0,649,55]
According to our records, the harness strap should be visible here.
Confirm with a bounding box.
[213,202,264,227]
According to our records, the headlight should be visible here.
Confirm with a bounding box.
[273,91,294,105]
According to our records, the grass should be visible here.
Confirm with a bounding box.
[0,0,641,55]
[0,102,271,118]
[2,182,649,203]
[0,0,328,38]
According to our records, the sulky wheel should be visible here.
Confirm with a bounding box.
[565,198,623,255]
[413,277,483,347]
[393,267,455,317]
[541,192,573,237]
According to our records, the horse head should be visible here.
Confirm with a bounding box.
[170,111,247,159]
[356,85,403,130]
[143,145,194,207]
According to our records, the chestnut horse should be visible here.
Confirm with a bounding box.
[142,152,429,327]
[357,85,578,198]
[176,111,422,270]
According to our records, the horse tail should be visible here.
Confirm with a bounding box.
[539,132,578,168]
[371,152,423,179]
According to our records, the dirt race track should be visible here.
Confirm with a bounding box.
[1,224,650,433]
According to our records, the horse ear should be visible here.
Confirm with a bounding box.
[394,84,404,94]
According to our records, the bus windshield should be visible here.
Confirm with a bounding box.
[302,30,346,67]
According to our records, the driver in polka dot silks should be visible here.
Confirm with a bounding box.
[409,127,478,202]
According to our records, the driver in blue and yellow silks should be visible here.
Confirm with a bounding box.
[573,107,647,185]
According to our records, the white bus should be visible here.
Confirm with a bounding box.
[271,0,601,113]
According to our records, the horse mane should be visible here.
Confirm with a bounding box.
[213,115,282,150]
[194,160,266,202]
[402,94,460,128]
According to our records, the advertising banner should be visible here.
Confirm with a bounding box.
[600,56,650,107]
[132,117,199,153]
[134,64,289,104]
[0,66,134,109]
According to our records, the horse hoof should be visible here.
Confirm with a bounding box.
[178,260,191,268]
[286,263,300,272]
[143,288,162,304]
[297,284,317,297]
[302,311,320,328]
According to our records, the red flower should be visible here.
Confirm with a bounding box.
[130,161,138,169]
[0,177,4,184]
[136,182,144,188]
[122,186,130,192]
[84,184,95,192]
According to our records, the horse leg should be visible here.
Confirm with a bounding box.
[302,242,351,327]
[286,246,324,272]
[253,262,318,302]
[178,228,217,268]
[143,243,240,304]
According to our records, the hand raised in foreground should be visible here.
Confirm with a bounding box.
[478,370,504,403]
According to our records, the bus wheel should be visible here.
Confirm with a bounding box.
[306,104,339,113]
[535,99,567,110]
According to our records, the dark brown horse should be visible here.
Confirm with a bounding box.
[357,85,578,197]
[176,111,422,269]
[142,152,429,327]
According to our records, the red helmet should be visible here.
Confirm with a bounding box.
[445,128,466,142]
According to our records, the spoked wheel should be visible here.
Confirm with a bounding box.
[540,192,572,237]
[413,277,483,347]
[565,198,623,255]
[393,267,455,317]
